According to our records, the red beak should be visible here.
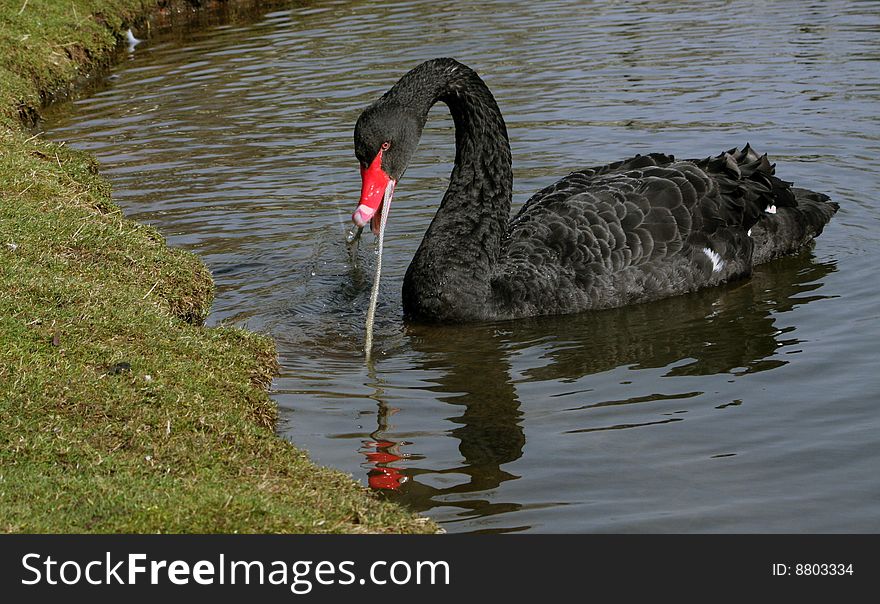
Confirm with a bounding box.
[353,149,395,233]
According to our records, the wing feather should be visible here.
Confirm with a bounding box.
[492,147,808,316]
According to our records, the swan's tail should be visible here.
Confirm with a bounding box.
[751,186,839,264]
[698,144,838,264]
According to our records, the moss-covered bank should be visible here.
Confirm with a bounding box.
[0,0,435,533]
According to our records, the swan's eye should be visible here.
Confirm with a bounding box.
[381,141,391,151]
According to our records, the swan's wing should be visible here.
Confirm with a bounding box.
[513,152,676,218]
[493,146,799,314]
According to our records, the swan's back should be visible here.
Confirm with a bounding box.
[490,145,838,319]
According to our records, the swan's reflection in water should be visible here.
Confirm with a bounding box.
[365,322,526,522]
[358,252,835,529]
[361,400,411,491]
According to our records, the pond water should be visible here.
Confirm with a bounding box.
[43,0,880,533]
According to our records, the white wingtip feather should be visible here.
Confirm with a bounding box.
[702,247,724,273]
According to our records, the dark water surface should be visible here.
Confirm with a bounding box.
[44,0,880,532]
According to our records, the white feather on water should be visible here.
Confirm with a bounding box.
[126,29,141,52]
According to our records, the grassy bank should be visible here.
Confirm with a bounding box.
[0,0,435,533]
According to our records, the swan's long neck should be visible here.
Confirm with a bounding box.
[397,59,513,321]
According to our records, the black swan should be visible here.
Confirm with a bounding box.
[351,58,838,323]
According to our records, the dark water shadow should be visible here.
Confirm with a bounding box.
[363,252,836,528]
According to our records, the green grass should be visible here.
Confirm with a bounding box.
[0,0,146,127]
[0,1,436,533]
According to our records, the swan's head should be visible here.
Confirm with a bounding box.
[352,100,423,232]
